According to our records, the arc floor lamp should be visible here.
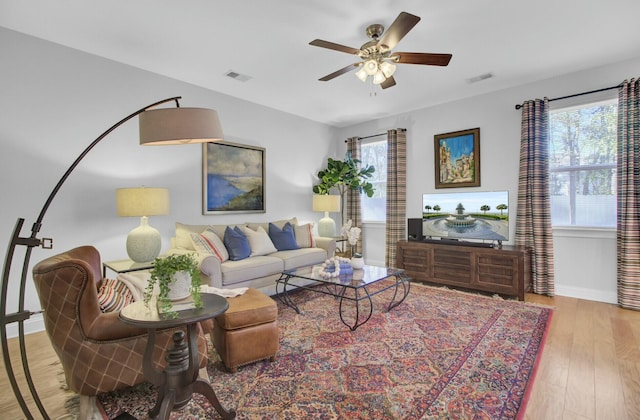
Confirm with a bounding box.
[0,96,224,419]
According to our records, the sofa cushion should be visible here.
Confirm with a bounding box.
[221,256,284,286]
[224,226,251,261]
[190,227,229,262]
[269,222,299,251]
[294,223,315,248]
[271,247,329,270]
[241,225,278,257]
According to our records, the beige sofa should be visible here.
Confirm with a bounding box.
[165,218,336,296]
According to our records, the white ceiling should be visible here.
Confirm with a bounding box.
[1,1,639,127]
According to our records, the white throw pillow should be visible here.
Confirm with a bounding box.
[241,225,278,256]
[295,223,315,248]
[190,227,229,262]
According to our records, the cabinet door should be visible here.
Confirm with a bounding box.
[475,252,521,296]
[432,248,472,286]
[397,244,430,280]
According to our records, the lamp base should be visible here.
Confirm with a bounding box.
[126,216,161,263]
[317,214,336,238]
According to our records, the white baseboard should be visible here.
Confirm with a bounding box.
[6,313,45,339]
[555,285,617,305]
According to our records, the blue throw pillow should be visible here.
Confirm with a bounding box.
[223,226,251,260]
[269,222,299,251]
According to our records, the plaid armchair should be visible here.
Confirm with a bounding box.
[32,245,208,418]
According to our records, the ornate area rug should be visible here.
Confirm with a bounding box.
[92,282,552,419]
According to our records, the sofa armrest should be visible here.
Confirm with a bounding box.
[163,249,222,288]
[314,237,336,258]
[200,255,223,288]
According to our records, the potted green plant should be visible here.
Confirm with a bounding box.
[144,253,202,317]
[313,153,376,227]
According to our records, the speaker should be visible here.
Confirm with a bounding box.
[407,218,423,241]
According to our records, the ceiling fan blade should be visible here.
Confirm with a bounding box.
[381,76,396,89]
[377,12,420,51]
[318,63,361,81]
[309,39,360,55]
[393,52,452,66]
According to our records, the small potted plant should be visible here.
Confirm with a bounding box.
[144,253,203,317]
[341,220,364,269]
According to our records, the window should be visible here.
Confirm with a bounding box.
[360,140,387,222]
[549,98,617,227]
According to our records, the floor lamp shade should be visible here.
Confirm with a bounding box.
[116,187,170,262]
[313,194,340,237]
[139,108,224,145]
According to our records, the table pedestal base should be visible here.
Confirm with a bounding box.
[145,326,236,420]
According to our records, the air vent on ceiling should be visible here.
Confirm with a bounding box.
[467,72,494,84]
[224,70,252,82]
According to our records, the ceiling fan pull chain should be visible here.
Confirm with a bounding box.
[369,80,378,97]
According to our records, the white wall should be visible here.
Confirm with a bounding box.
[0,28,337,337]
[336,56,640,304]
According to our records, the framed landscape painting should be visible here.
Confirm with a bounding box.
[434,127,480,188]
[202,141,265,214]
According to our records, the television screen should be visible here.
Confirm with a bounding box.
[422,191,509,242]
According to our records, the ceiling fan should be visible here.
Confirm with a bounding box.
[309,11,452,89]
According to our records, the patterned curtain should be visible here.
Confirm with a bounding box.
[346,137,362,254]
[617,78,640,310]
[515,98,555,295]
[385,129,407,267]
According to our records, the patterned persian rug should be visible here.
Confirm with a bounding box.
[92,282,552,419]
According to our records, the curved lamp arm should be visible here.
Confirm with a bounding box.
[0,96,183,419]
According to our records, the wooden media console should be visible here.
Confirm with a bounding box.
[396,240,531,300]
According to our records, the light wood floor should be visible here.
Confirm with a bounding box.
[1,293,639,419]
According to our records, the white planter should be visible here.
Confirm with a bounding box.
[168,271,191,301]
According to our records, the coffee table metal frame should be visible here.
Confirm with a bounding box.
[276,264,410,331]
[119,293,235,420]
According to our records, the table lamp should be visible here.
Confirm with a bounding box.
[313,194,341,237]
[116,187,170,262]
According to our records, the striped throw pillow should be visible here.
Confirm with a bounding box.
[97,278,134,312]
[190,227,229,262]
[294,223,315,248]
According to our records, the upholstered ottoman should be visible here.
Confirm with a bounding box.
[211,288,279,372]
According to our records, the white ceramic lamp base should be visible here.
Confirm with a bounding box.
[126,216,162,263]
[317,213,336,238]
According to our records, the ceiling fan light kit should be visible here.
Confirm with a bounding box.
[310,11,452,90]
[380,61,397,78]
[355,67,368,82]
[372,69,387,85]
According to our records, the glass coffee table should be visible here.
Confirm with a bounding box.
[276,264,410,331]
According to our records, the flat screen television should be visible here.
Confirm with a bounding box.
[422,190,509,243]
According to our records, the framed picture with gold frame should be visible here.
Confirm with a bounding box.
[202,141,265,214]
[434,127,480,188]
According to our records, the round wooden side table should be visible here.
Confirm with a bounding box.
[120,293,235,419]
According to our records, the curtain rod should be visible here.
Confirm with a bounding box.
[344,132,386,142]
[514,83,622,110]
